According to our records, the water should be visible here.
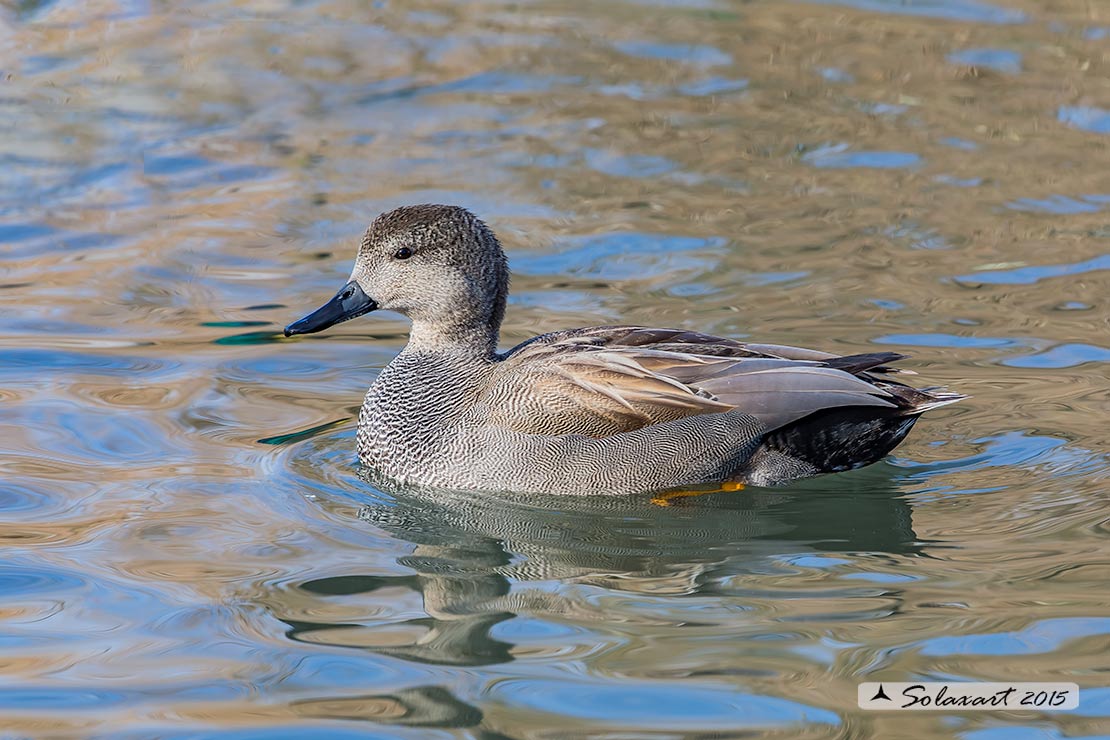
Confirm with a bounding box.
[2,0,1108,737]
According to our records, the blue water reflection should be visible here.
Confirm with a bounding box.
[947,48,1022,74]
[1058,106,1110,134]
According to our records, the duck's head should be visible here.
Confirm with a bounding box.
[284,204,509,343]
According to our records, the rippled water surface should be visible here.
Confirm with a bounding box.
[2,0,1109,737]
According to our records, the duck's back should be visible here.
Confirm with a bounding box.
[475,325,921,436]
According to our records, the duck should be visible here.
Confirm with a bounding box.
[285,204,965,496]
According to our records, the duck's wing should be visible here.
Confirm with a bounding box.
[491,326,925,437]
[485,339,735,435]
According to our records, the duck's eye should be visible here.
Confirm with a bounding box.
[393,247,413,260]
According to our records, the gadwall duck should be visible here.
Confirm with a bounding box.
[285,205,964,495]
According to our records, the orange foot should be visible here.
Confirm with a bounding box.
[650,481,745,507]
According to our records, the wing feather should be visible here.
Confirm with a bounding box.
[493,326,911,437]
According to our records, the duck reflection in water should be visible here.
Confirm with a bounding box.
[275,463,920,666]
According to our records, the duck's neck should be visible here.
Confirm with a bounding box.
[402,316,500,360]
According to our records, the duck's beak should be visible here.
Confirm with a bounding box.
[284,281,378,337]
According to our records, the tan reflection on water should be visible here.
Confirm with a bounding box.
[1,0,1108,737]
